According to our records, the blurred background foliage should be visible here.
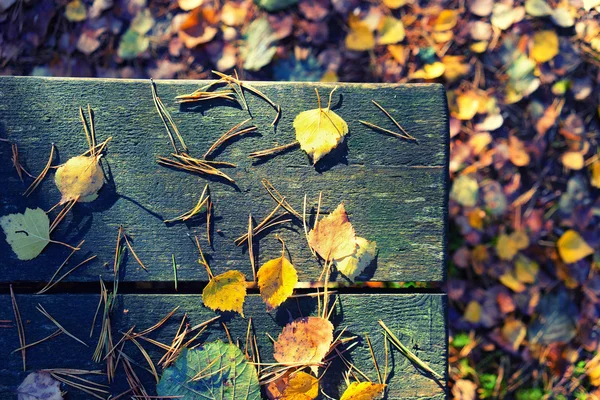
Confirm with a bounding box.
[1,0,600,398]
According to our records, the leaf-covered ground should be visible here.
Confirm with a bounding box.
[1,0,600,398]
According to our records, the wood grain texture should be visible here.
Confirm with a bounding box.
[0,76,449,283]
[0,293,447,399]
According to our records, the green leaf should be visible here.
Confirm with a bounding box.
[157,342,261,400]
[525,0,552,16]
[254,0,297,12]
[242,18,277,71]
[118,29,150,60]
[1,208,50,260]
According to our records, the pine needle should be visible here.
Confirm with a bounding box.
[371,100,417,141]
[37,254,96,294]
[36,240,85,294]
[172,254,178,291]
[204,118,255,159]
[24,143,55,196]
[164,184,209,223]
[13,329,62,352]
[158,155,235,183]
[122,232,148,271]
[37,304,88,347]
[261,179,302,219]
[248,214,256,282]
[151,79,188,154]
[10,285,26,371]
[249,141,299,159]
[379,320,442,380]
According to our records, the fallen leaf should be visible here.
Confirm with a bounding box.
[525,0,552,16]
[1,208,50,261]
[434,10,457,31]
[515,254,539,284]
[468,0,493,17]
[587,358,600,386]
[340,381,386,400]
[17,371,62,400]
[202,270,247,316]
[531,30,559,63]
[294,89,348,164]
[464,300,481,323]
[551,7,574,27]
[221,2,247,26]
[411,61,445,79]
[591,159,600,188]
[346,15,375,51]
[65,0,87,22]
[335,237,377,281]
[453,91,481,120]
[178,0,203,11]
[382,0,406,9]
[242,17,277,71]
[308,203,356,261]
[157,342,261,400]
[496,233,518,261]
[508,136,530,167]
[557,230,594,264]
[499,271,526,293]
[274,317,334,375]
[450,175,479,207]
[452,379,477,400]
[265,370,319,400]
[179,7,218,48]
[501,319,527,350]
[257,254,298,310]
[561,152,584,170]
[377,16,404,45]
[55,156,104,203]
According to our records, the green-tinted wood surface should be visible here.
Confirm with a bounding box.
[0,76,448,284]
[0,293,447,399]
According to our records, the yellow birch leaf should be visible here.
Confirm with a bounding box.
[55,156,104,203]
[561,152,585,170]
[388,44,405,64]
[0,208,50,261]
[340,381,386,400]
[293,89,348,164]
[266,371,318,400]
[442,55,471,83]
[464,300,481,323]
[587,357,600,387]
[496,234,518,261]
[511,230,530,251]
[470,40,489,53]
[515,254,539,284]
[454,92,481,120]
[320,70,338,82]
[65,0,87,22]
[273,317,334,375]
[532,30,559,63]
[346,16,375,51]
[382,0,406,9]
[501,320,527,350]
[257,255,298,310]
[499,271,526,293]
[202,270,247,316]
[335,237,377,281]
[557,230,594,264]
[434,10,457,31]
[308,203,357,261]
[377,16,405,45]
[410,62,445,79]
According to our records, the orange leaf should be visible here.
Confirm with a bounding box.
[308,203,357,261]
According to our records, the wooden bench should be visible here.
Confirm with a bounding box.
[0,76,449,399]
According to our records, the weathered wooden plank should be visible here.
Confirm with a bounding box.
[0,77,448,283]
[0,293,447,399]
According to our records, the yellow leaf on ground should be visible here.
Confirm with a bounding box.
[501,320,527,350]
[266,370,318,400]
[508,136,530,167]
[515,254,539,284]
[532,30,559,63]
[382,0,406,9]
[221,2,247,26]
[496,233,518,261]
[557,230,594,264]
[293,89,348,164]
[587,357,600,386]
[55,155,104,203]
[340,381,386,400]
[442,55,471,83]
[434,9,457,31]
[453,92,481,120]
[377,16,404,45]
[335,237,377,281]
[308,203,357,261]
[273,317,334,375]
[464,300,481,323]
[410,62,445,79]
[561,152,585,170]
[202,270,247,316]
[388,44,406,64]
[346,16,375,51]
[257,255,298,310]
[0,208,50,261]
[65,0,87,22]
[592,160,600,188]
[499,271,526,293]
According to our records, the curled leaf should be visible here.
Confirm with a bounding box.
[335,237,377,281]
[202,270,247,316]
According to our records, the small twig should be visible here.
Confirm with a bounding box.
[172,254,178,291]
